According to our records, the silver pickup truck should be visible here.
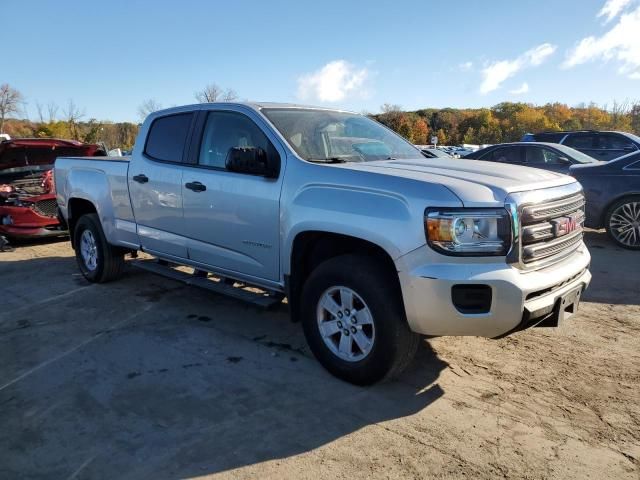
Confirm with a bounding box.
[55,102,591,384]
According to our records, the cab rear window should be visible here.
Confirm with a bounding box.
[144,113,193,162]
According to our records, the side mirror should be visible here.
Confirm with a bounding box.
[225,147,280,178]
[557,156,572,165]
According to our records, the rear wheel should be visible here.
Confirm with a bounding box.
[300,254,420,385]
[606,196,640,250]
[74,213,125,282]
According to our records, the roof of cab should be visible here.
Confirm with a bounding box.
[148,102,356,118]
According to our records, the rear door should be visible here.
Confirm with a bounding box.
[129,111,195,258]
[181,107,286,282]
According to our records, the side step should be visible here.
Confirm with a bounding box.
[130,259,283,309]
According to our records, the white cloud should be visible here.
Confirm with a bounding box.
[563,6,640,79]
[297,60,369,103]
[459,61,473,71]
[509,82,530,95]
[479,43,556,94]
[598,0,635,23]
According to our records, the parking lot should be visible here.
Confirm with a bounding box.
[0,231,638,479]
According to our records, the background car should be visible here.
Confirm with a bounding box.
[570,151,640,250]
[463,142,599,173]
[521,130,640,161]
[0,138,105,239]
[419,147,452,158]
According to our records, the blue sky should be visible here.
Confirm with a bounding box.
[3,0,639,122]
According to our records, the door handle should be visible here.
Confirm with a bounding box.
[185,181,207,192]
[132,174,149,184]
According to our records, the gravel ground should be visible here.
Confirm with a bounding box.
[0,230,638,479]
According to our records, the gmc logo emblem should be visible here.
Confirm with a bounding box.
[552,215,579,237]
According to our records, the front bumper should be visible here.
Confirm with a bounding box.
[0,206,66,238]
[395,242,591,338]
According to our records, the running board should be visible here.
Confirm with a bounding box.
[130,259,283,309]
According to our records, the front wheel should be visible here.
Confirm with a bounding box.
[606,196,640,250]
[301,254,420,385]
[74,213,125,282]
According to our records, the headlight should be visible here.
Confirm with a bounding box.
[425,208,511,256]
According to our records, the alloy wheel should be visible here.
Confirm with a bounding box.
[80,229,98,271]
[609,201,640,247]
[316,286,376,362]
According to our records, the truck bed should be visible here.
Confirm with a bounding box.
[54,155,135,245]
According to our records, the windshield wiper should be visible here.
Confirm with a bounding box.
[307,157,348,164]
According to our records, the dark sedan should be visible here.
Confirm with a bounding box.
[570,151,640,249]
[464,142,599,174]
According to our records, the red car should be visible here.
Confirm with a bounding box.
[0,138,105,239]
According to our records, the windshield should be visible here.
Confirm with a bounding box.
[622,132,640,143]
[262,108,423,162]
[553,143,599,164]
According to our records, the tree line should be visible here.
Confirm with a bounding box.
[2,82,639,149]
[373,101,640,145]
[0,82,239,150]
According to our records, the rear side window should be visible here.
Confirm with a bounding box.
[144,113,193,162]
[564,134,595,149]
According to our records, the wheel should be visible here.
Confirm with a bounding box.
[606,196,640,250]
[300,254,420,385]
[74,213,125,282]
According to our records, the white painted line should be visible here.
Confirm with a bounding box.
[66,455,96,480]
[0,285,91,320]
[0,305,154,392]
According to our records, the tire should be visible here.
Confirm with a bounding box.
[74,213,125,282]
[605,196,640,250]
[300,254,420,385]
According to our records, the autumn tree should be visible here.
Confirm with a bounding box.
[0,84,23,133]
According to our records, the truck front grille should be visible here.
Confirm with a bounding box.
[519,192,585,266]
[33,198,58,218]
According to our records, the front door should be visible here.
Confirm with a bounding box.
[129,112,195,258]
[181,109,285,282]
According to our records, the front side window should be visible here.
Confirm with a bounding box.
[483,146,520,163]
[144,113,193,162]
[199,111,274,169]
[262,108,421,163]
[600,134,638,151]
[525,147,547,164]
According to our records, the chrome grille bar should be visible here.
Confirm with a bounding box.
[506,183,586,270]
[521,194,585,222]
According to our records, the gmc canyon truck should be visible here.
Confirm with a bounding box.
[55,103,592,385]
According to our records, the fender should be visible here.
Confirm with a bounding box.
[64,165,138,248]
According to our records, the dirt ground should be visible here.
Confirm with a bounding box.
[0,230,638,479]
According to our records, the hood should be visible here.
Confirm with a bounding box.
[336,157,576,205]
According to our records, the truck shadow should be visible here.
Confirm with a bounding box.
[0,234,68,251]
[582,230,640,306]
[0,254,448,479]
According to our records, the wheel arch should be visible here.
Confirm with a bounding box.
[67,197,98,248]
[601,192,640,227]
[287,231,404,322]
